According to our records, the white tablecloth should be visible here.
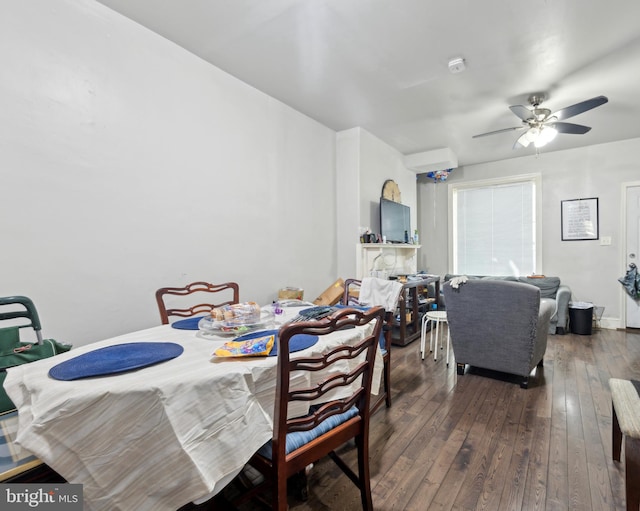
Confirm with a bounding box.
[4,307,381,511]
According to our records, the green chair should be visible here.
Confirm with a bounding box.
[0,296,43,344]
[0,297,69,483]
[0,296,70,414]
[1,296,43,414]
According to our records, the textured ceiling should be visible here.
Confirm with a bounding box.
[96,0,640,166]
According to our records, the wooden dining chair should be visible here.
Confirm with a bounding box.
[155,281,239,324]
[240,306,384,511]
[342,278,393,412]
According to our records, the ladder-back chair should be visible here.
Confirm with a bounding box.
[242,306,384,511]
[342,278,394,412]
[155,281,239,324]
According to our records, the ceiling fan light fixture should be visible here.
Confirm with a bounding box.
[474,94,607,150]
[534,126,558,148]
[524,127,540,143]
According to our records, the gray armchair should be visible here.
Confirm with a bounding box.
[443,274,571,335]
[443,279,554,388]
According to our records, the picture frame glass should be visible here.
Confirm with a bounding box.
[561,198,599,241]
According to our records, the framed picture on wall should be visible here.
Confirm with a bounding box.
[561,197,599,241]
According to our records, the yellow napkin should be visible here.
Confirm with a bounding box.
[213,334,275,357]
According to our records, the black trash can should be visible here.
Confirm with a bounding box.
[569,302,593,335]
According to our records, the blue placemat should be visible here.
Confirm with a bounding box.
[49,342,184,381]
[171,317,204,330]
[234,330,318,357]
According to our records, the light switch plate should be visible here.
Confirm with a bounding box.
[600,236,612,246]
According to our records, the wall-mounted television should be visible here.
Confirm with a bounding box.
[380,197,410,243]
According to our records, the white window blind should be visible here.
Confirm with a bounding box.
[451,177,538,276]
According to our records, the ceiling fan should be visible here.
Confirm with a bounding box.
[473,94,608,149]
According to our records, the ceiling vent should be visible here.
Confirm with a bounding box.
[403,148,458,174]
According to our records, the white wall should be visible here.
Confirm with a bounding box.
[359,129,418,236]
[1,0,337,346]
[336,128,418,278]
[336,128,361,280]
[417,137,640,329]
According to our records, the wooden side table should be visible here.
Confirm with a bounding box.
[391,275,440,346]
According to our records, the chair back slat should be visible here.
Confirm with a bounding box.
[155,281,239,324]
[289,360,368,405]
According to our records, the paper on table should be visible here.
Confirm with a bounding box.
[213,334,275,357]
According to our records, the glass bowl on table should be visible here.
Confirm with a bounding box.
[198,302,275,337]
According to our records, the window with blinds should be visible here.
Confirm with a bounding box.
[450,175,541,276]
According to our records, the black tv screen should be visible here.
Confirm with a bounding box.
[380,198,410,243]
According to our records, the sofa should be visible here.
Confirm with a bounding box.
[443,274,571,335]
[443,279,554,388]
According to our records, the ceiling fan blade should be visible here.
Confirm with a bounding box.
[473,126,524,139]
[552,95,608,121]
[509,105,534,121]
[550,122,592,135]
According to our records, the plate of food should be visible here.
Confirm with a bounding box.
[198,302,275,336]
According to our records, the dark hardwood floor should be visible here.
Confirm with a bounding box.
[276,326,640,510]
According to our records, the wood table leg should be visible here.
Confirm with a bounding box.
[625,436,640,511]
[613,403,622,462]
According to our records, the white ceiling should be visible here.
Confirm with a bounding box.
[95,0,640,167]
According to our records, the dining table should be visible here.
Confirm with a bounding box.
[3,305,382,511]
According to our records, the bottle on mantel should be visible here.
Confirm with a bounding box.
[404,230,409,243]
